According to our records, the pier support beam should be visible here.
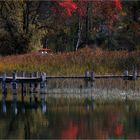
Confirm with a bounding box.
[21,71,26,112]
[2,73,7,113]
[123,70,128,80]
[84,71,90,87]
[29,73,34,108]
[40,72,47,113]
[90,71,95,87]
[33,72,39,108]
[11,71,18,114]
[132,66,137,80]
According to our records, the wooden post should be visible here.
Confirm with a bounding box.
[132,66,137,91]
[90,71,95,87]
[29,73,33,108]
[2,73,7,113]
[21,71,26,112]
[33,72,39,109]
[11,71,18,114]
[123,70,128,80]
[84,71,90,87]
[90,71,95,81]
[40,72,47,113]
[132,66,137,80]
[123,70,128,91]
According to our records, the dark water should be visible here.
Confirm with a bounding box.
[0,101,140,139]
[0,79,140,139]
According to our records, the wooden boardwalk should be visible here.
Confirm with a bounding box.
[0,69,138,114]
[0,75,139,83]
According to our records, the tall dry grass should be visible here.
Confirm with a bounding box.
[0,48,140,75]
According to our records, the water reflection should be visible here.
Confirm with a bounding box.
[0,101,140,139]
[60,119,78,139]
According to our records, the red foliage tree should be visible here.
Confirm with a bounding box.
[114,0,122,11]
[57,0,122,28]
[52,0,122,50]
[58,0,77,16]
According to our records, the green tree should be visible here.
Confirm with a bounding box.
[0,0,55,55]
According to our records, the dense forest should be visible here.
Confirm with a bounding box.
[0,0,140,55]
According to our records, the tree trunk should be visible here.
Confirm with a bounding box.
[75,19,82,51]
[23,0,29,34]
[85,2,89,44]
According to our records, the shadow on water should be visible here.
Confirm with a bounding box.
[0,100,140,139]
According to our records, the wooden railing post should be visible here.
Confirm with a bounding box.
[33,72,39,108]
[90,71,95,81]
[132,66,137,80]
[29,73,33,108]
[40,72,47,113]
[11,71,18,114]
[90,71,95,87]
[84,71,90,87]
[2,73,7,113]
[21,71,26,112]
[123,70,128,91]
[123,70,128,80]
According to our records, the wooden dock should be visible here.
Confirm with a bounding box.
[0,75,139,83]
[0,70,139,83]
[0,69,138,114]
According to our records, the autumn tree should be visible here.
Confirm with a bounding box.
[58,0,122,49]
[1,0,139,54]
[121,0,140,50]
[0,0,56,55]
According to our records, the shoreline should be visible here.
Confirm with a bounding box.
[0,48,139,75]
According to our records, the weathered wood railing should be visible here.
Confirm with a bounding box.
[0,73,139,83]
[0,68,139,114]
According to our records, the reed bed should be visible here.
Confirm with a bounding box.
[1,78,140,105]
[0,48,140,75]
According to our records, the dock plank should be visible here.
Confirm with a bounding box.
[0,74,139,83]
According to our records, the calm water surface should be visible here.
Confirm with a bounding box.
[0,79,140,139]
[0,101,140,139]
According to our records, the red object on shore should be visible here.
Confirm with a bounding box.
[38,48,52,52]
[31,48,53,56]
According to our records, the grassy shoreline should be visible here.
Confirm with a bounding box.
[0,48,140,75]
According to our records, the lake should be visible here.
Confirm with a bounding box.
[0,79,140,139]
[0,101,140,139]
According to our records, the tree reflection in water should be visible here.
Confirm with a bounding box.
[60,119,78,139]
[0,101,140,139]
